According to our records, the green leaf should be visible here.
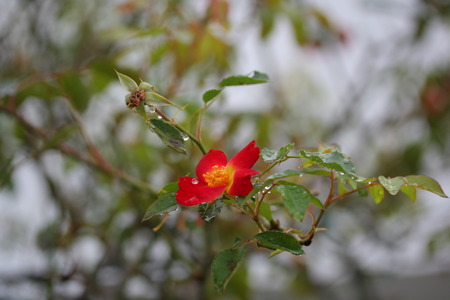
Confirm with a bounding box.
[116,70,138,92]
[134,103,146,117]
[16,81,60,104]
[212,246,247,295]
[368,184,385,204]
[253,231,304,255]
[267,169,304,180]
[202,88,223,103]
[138,81,154,91]
[404,175,448,198]
[401,185,417,202]
[299,149,356,176]
[199,199,224,223]
[145,92,179,107]
[302,168,332,177]
[149,119,186,154]
[378,176,405,196]
[59,72,91,112]
[274,181,311,222]
[219,71,269,87]
[310,195,324,209]
[259,202,273,221]
[142,193,178,222]
[261,143,294,164]
[158,182,179,196]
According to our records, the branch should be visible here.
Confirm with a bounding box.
[0,102,156,194]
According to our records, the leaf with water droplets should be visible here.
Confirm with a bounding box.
[253,231,304,255]
[378,176,405,196]
[274,181,311,222]
[142,193,178,222]
[299,149,356,176]
[149,119,186,154]
[199,199,224,223]
[261,143,294,164]
[212,246,247,295]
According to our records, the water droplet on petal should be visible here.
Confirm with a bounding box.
[191,178,199,185]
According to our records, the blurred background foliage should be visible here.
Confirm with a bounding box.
[0,0,450,299]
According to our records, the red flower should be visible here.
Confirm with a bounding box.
[176,140,260,206]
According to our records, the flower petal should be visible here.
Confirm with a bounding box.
[228,140,260,170]
[176,176,226,206]
[227,169,259,196]
[196,149,228,180]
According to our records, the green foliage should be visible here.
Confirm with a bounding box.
[368,184,385,204]
[378,175,447,198]
[1,1,449,298]
[253,231,304,255]
[274,181,313,222]
[199,199,224,223]
[142,193,178,222]
[219,71,269,87]
[212,246,248,295]
[404,175,447,198]
[203,89,223,103]
[261,143,294,163]
[116,71,139,92]
[299,149,357,176]
[149,119,187,154]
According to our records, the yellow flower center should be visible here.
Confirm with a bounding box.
[203,165,230,187]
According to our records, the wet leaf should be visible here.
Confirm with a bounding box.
[274,181,311,222]
[299,149,356,176]
[378,176,405,196]
[149,119,186,154]
[261,143,294,163]
[142,193,178,222]
[253,231,303,255]
[212,246,247,295]
[199,199,223,223]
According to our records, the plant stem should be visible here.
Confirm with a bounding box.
[328,181,381,206]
